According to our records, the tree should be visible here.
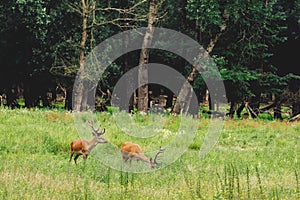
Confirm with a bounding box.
[270,0,300,118]
[0,0,54,108]
[173,0,289,118]
[172,0,230,115]
[137,0,160,113]
[58,0,148,111]
[1,0,299,118]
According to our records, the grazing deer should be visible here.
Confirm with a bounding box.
[121,141,165,169]
[69,120,108,164]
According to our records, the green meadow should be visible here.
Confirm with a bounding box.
[0,107,299,199]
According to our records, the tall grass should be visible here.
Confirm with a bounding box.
[0,107,299,199]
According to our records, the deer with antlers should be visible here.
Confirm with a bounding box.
[69,120,108,164]
[121,141,165,169]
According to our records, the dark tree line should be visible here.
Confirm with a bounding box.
[0,0,299,119]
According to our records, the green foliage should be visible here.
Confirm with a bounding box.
[220,66,261,100]
[261,72,300,94]
[220,67,260,83]
[186,0,222,31]
[184,0,291,105]
[14,0,50,40]
[0,0,299,115]
[224,0,286,65]
[261,72,288,94]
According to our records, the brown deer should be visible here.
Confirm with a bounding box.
[69,120,108,164]
[121,141,165,169]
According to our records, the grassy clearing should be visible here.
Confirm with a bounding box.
[0,107,299,199]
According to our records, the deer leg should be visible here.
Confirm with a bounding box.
[123,156,129,163]
[69,151,74,162]
[122,156,129,168]
[122,152,129,165]
[83,154,88,164]
[74,154,80,164]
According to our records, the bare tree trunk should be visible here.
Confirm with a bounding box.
[73,0,88,111]
[205,89,209,105]
[208,94,215,111]
[138,0,159,113]
[70,0,149,111]
[80,82,91,111]
[172,68,198,115]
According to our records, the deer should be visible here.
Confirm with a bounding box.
[121,141,165,169]
[69,120,108,164]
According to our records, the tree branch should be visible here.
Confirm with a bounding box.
[206,9,229,53]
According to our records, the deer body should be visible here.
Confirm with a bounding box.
[121,141,164,169]
[69,121,107,164]
[121,142,151,164]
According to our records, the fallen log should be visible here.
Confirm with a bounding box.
[288,114,300,122]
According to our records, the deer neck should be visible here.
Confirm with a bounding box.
[136,153,151,164]
[86,137,99,152]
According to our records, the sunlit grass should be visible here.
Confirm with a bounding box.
[0,107,299,199]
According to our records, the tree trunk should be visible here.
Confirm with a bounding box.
[292,102,300,117]
[80,83,89,111]
[137,0,159,113]
[65,86,73,110]
[118,0,130,112]
[274,105,283,120]
[208,94,215,111]
[249,102,259,119]
[41,93,51,108]
[205,89,209,105]
[249,81,261,118]
[165,89,173,109]
[228,101,237,119]
[24,78,40,108]
[236,102,245,118]
[292,89,300,117]
[73,0,88,111]
[172,68,198,115]
[6,86,20,108]
[121,17,134,112]
[274,94,283,120]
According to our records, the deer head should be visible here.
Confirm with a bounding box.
[149,147,165,169]
[88,120,108,144]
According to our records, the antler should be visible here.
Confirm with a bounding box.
[88,120,105,136]
[153,147,165,165]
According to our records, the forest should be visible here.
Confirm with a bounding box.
[1,1,300,199]
[0,0,299,119]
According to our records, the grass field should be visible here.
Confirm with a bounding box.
[0,107,299,199]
